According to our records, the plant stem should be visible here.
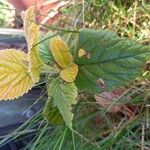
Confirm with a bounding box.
[42,24,79,34]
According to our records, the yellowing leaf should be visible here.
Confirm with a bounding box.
[50,37,79,82]
[50,38,73,69]
[28,23,42,83]
[21,6,35,40]
[60,63,78,82]
[78,49,86,57]
[78,48,91,59]
[22,7,42,83]
[0,49,34,100]
[50,78,78,128]
[43,99,63,124]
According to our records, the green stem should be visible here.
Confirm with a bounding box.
[72,131,76,150]
[42,24,79,34]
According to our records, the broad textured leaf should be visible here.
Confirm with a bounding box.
[28,23,42,83]
[39,33,78,64]
[49,78,78,128]
[75,29,150,93]
[50,38,73,69]
[43,98,63,124]
[0,49,34,100]
[39,32,55,65]
[60,63,78,82]
[21,6,35,40]
[22,7,42,83]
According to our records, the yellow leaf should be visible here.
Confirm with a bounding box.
[21,6,35,40]
[28,23,42,83]
[60,63,78,82]
[50,38,73,69]
[22,7,42,83]
[0,49,34,100]
[78,48,91,59]
[50,37,79,82]
[78,49,86,57]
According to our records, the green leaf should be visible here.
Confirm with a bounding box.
[49,78,78,129]
[43,98,63,124]
[75,29,150,93]
[39,33,55,65]
[62,32,79,55]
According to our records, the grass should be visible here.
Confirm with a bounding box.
[85,0,150,43]
[0,0,150,149]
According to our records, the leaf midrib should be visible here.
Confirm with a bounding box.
[77,50,149,66]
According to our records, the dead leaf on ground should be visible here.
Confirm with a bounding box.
[94,88,125,113]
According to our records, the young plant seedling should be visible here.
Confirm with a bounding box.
[0,6,150,129]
